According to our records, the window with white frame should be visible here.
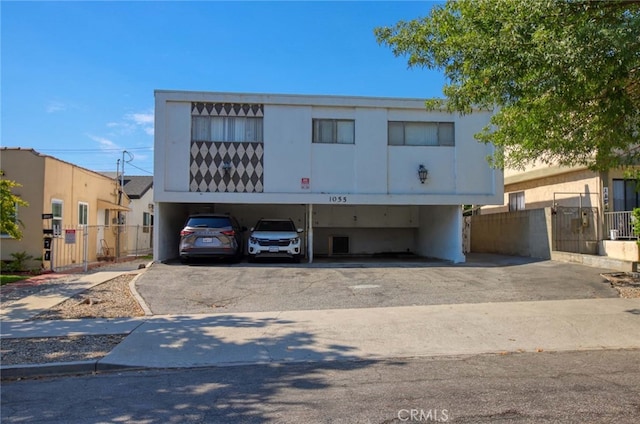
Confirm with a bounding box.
[143,212,153,233]
[509,192,525,211]
[0,202,18,238]
[388,121,455,146]
[78,202,88,227]
[312,119,355,144]
[192,116,263,142]
[52,199,63,236]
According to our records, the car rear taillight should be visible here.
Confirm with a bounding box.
[221,230,235,236]
[180,230,194,236]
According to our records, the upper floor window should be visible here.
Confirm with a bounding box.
[509,192,525,211]
[313,119,355,144]
[388,121,455,146]
[192,116,263,143]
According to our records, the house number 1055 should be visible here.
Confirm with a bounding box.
[329,196,348,203]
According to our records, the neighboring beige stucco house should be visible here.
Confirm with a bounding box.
[0,148,130,270]
[478,162,640,263]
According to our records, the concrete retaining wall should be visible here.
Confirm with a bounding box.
[470,208,552,259]
[600,240,639,262]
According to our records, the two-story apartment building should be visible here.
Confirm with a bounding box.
[153,91,503,263]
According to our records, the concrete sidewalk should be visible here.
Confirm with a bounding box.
[2,297,639,377]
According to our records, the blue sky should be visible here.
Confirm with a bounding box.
[2,1,445,175]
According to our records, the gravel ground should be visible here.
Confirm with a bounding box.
[1,273,145,367]
[1,335,126,366]
[601,272,640,299]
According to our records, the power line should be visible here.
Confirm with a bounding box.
[38,147,153,153]
[125,162,153,175]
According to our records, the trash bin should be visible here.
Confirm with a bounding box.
[610,229,619,240]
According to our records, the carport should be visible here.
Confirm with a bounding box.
[155,201,464,263]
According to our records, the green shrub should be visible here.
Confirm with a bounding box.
[633,208,640,245]
[4,251,34,272]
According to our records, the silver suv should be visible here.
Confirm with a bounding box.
[248,219,303,262]
[179,214,245,263]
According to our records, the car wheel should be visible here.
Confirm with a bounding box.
[180,256,190,264]
[248,254,256,263]
[293,254,301,263]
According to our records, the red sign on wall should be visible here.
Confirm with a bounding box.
[301,177,310,190]
[65,229,76,244]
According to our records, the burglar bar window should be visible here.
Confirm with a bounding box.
[312,119,355,144]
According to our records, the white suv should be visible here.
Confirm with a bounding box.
[248,219,303,262]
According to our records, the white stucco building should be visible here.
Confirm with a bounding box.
[154,90,503,262]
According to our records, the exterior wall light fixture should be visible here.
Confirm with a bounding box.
[418,164,429,184]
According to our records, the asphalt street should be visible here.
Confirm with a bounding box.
[135,255,619,315]
[3,349,639,423]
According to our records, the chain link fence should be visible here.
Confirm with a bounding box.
[47,225,153,272]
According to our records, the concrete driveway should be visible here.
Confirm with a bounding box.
[134,254,620,315]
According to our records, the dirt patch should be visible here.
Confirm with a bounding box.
[31,274,145,320]
[600,272,640,299]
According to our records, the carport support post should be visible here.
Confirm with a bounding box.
[307,204,314,263]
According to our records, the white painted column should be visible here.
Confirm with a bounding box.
[307,203,314,263]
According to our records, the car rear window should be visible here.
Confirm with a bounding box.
[255,220,295,232]
[186,217,231,228]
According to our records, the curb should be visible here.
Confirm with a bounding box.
[1,360,98,380]
[129,261,154,316]
[0,360,146,381]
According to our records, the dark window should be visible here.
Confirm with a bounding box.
[186,217,232,228]
[612,179,640,211]
[509,192,525,211]
[332,236,349,254]
[255,220,296,232]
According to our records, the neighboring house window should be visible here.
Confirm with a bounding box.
[509,192,525,211]
[0,203,18,238]
[388,121,455,146]
[104,209,110,227]
[52,199,63,236]
[78,202,88,227]
[312,119,355,144]
[612,179,640,211]
[143,212,153,233]
[192,116,263,142]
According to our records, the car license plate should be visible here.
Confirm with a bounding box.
[269,246,279,253]
[201,237,221,246]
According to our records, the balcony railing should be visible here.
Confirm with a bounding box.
[604,211,637,240]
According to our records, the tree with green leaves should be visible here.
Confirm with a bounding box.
[375,0,640,171]
[0,172,28,239]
